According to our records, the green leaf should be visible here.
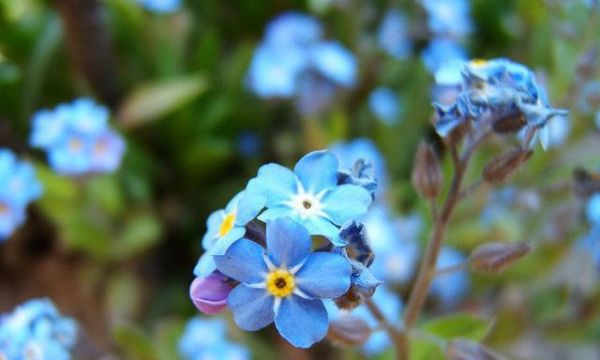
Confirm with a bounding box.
[112,212,162,260]
[118,74,209,129]
[422,313,494,342]
[114,325,158,360]
[86,176,124,217]
[410,339,444,360]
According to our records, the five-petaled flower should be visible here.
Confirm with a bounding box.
[245,150,372,246]
[214,217,352,348]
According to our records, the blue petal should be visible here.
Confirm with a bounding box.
[266,218,312,268]
[236,191,265,224]
[302,216,343,245]
[293,151,339,193]
[211,226,246,255]
[214,239,268,284]
[202,210,226,250]
[322,184,371,225]
[228,284,274,331]
[274,296,329,348]
[246,163,298,205]
[193,253,216,277]
[295,252,352,298]
[258,205,296,222]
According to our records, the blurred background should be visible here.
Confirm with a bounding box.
[1,0,600,359]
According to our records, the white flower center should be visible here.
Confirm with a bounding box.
[290,192,323,219]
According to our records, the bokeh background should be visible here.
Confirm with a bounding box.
[1,0,600,359]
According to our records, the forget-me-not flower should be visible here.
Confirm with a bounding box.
[377,9,411,59]
[0,149,43,241]
[194,191,263,277]
[30,98,126,176]
[245,151,372,246]
[138,0,181,14]
[369,87,401,125]
[178,317,249,360]
[215,218,352,348]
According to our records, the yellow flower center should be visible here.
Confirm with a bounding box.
[266,269,295,298]
[218,212,236,237]
[469,59,488,67]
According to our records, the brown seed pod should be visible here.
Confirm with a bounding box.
[469,242,531,273]
[482,147,533,184]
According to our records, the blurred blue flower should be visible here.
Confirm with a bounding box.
[194,191,263,277]
[138,0,181,14]
[246,44,307,98]
[430,246,470,308]
[577,224,600,271]
[245,151,372,245]
[178,317,249,360]
[0,298,77,360]
[422,39,467,73]
[310,41,357,87]
[365,206,421,284]
[577,80,600,114]
[369,87,401,124]
[264,11,323,47]
[326,286,403,355]
[587,193,600,224]
[30,98,126,176]
[377,9,411,59]
[421,0,472,38]
[0,149,42,241]
[329,138,388,195]
[294,75,337,116]
[215,218,352,348]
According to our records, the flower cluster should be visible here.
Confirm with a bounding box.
[138,0,181,14]
[0,298,78,360]
[433,58,569,150]
[178,317,249,360]
[0,149,43,241]
[190,150,380,348]
[30,98,126,176]
[246,12,357,115]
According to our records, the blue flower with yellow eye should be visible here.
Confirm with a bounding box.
[244,151,372,246]
[179,317,250,360]
[0,149,42,241]
[378,9,411,59]
[30,98,126,176]
[194,191,263,277]
[215,218,352,348]
[138,0,181,13]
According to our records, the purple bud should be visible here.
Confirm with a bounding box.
[189,273,233,315]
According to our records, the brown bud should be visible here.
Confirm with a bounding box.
[334,289,362,310]
[446,339,501,360]
[469,242,531,273]
[327,316,372,347]
[491,109,527,134]
[412,142,442,198]
[482,147,533,184]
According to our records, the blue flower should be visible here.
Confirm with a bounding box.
[422,39,468,73]
[577,224,600,271]
[294,75,337,116]
[587,193,600,225]
[377,9,411,59]
[246,44,307,98]
[215,218,352,348]
[577,81,600,114]
[245,151,372,246]
[534,112,570,149]
[434,60,465,87]
[30,98,126,176]
[138,0,181,13]
[0,298,77,360]
[178,317,250,360]
[369,87,401,124]
[329,138,388,195]
[430,247,470,308]
[264,12,323,47]
[0,149,43,241]
[194,191,263,277]
[309,41,357,88]
[421,0,472,38]
[326,286,403,355]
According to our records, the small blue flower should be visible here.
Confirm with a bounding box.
[246,44,307,98]
[194,191,263,277]
[215,218,352,348]
[377,9,411,59]
[264,12,323,48]
[0,149,43,241]
[430,247,470,308]
[30,99,126,176]
[422,39,468,73]
[421,0,472,38]
[178,317,250,360]
[587,193,600,225]
[245,151,372,245]
[294,75,337,116]
[309,41,357,88]
[369,87,401,124]
[138,0,181,13]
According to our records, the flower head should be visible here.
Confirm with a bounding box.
[0,149,42,241]
[215,218,352,348]
[178,317,249,360]
[30,98,126,176]
[244,151,372,246]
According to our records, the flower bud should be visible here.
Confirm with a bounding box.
[189,273,234,315]
[491,108,527,134]
[327,316,371,347]
[469,242,531,273]
[446,339,500,360]
[412,142,442,199]
[482,147,532,184]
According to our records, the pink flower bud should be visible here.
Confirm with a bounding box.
[189,273,233,315]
